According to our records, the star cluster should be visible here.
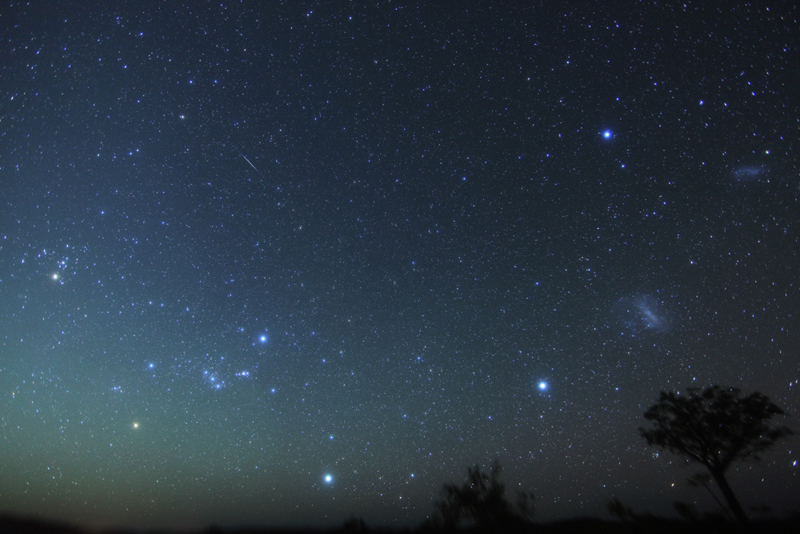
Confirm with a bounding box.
[0,1,798,530]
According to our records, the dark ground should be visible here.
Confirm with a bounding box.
[2,514,799,534]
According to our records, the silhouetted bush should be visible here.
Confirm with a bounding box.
[424,460,534,532]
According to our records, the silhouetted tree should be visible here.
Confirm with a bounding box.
[427,460,534,531]
[687,472,734,522]
[640,385,792,526]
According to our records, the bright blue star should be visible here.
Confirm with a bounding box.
[324,474,333,484]
[538,381,548,391]
[602,130,612,139]
[258,334,268,344]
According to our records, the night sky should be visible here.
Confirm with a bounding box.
[1,1,799,530]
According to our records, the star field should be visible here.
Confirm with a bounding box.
[0,1,798,530]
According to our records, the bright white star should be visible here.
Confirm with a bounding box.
[324,474,333,484]
[538,381,548,391]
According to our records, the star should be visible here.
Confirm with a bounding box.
[602,130,613,139]
[538,381,548,391]
[132,422,140,429]
[323,474,333,484]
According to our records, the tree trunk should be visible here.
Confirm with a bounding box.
[710,469,750,527]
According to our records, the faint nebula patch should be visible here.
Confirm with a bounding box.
[614,294,669,334]
[732,165,768,182]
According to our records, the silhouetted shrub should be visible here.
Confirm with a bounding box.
[425,460,534,532]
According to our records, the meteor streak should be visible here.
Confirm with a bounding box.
[225,141,264,176]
